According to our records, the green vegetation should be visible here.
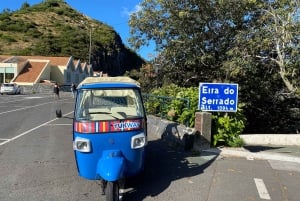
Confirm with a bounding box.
[143,84,198,127]
[142,84,247,147]
[129,0,300,134]
[0,0,144,75]
[2,0,300,144]
[211,107,246,147]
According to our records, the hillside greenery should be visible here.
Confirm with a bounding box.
[0,0,145,75]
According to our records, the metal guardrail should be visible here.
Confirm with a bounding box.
[142,93,190,126]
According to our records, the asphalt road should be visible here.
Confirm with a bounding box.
[0,93,300,201]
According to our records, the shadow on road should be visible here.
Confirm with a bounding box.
[122,136,217,201]
[243,145,284,153]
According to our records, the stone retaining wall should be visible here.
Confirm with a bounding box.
[147,115,211,151]
[147,113,300,148]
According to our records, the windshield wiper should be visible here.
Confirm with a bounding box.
[88,111,111,114]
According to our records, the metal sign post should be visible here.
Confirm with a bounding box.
[198,83,238,112]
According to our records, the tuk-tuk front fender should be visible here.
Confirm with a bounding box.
[96,150,125,182]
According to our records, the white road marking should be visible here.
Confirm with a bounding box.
[0,111,74,146]
[254,178,271,200]
[0,96,49,104]
[0,118,57,146]
[0,99,69,115]
[46,124,72,126]
[0,138,10,141]
[24,97,43,99]
[269,160,300,173]
[0,101,54,115]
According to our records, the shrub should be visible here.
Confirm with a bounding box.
[145,84,198,127]
[144,84,247,147]
[1,34,17,42]
[212,104,246,147]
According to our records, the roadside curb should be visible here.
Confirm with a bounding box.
[240,134,300,146]
[203,147,300,164]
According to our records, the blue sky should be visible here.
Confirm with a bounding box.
[0,0,154,61]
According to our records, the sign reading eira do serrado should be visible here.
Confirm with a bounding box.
[198,83,238,112]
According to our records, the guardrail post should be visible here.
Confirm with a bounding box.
[194,112,212,144]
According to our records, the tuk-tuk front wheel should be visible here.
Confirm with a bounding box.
[106,181,119,201]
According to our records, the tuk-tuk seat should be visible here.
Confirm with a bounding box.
[111,107,138,117]
[88,108,111,114]
[87,108,110,120]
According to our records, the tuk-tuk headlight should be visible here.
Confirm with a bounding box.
[131,133,147,149]
[73,137,91,152]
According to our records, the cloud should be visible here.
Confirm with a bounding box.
[121,4,142,17]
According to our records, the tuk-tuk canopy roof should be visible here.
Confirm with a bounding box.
[78,76,140,88]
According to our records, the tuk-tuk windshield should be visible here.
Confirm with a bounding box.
[75,88,145,121]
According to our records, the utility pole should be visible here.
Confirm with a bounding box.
[88,27,92,65]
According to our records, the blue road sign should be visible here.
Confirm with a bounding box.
[198,83,238,112]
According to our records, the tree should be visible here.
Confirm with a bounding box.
[226,0,300,95]
[223,0,300,133]
[129,0,300,133]
[128,0,259,86]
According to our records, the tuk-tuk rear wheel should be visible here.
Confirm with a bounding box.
[106,181,119,201]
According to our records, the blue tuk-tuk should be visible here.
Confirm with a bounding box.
[73,77,147,201]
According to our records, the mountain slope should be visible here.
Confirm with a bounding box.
[0,0,145,75]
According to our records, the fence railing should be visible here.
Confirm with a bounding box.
[142,93,190,126]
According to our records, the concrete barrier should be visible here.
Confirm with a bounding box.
[240,134,300,146]
[147,115,211,151]
[147,114,300,150]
